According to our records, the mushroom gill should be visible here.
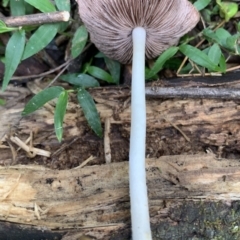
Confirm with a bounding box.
[78,0,199,64]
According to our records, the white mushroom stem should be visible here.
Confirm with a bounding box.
[130,27,152,240]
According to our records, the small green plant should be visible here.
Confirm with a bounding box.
[2,0,69,90]
[1,0,120,141]
[146,0,239,77]
[21,24,120,141]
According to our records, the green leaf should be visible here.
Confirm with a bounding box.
[179,44,220,71]
[87,66,114,83]
[0,98,6,105]
[145,67,158,80]
[163,58,182,70]
[24,0,56,12]
[22,24,59,60]
[22,86,64,115]
[203,28,237,52]
[226,34,240,53]
[146,46,178,79]
[2,30,25,91]
[94,53,120,84]
[208,43,221,65]
[54,90,68,142]
[219,54,226,73]
[217,0,238,22]
[10,0,25,16]
[55,0,70,12]
[3,0,10,7]
[57,22,69,33]
[103,56,121,84]
[179,62,193,74]
[201,9,212,22]
[77,87,102,137]
[95,52,104,58]
[194,0,211,11]
[82,61,91,74]
[215,28,232,48]
[216,28,231,39]
[203,28,222,44]
[237,22,240,33]
[60,73,100,88]
[0,20,18,33]
[71,25,88,58]
[25,2,34,14]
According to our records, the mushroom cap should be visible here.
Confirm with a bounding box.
[77,0,200,64]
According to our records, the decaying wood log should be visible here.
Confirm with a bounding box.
[1,79,240,166]
[1,154,240,239]
[1,76,240,239]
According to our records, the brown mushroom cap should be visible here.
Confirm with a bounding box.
[78,0,200,64]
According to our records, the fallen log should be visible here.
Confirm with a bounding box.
[1,81,240,165]
[1,76,240,239]
[1,154,240,239]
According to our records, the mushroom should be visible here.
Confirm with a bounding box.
[77,0,199,239]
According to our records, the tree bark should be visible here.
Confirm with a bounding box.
[1,11,70,27]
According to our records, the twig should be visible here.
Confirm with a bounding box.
[146,87,240,100]
[10,59,72,81]
[51,137,80,157]
[10,136,51,157]
[10,42,92,82]
[104,118,111,164]
[178,73,222,77]
[163,117,190,142]
[177,64,240,77]
[1,11,70,27]
[6,138,17,164]
[225,65,240,73]
[74,155,96,169]
[45,61,70,88]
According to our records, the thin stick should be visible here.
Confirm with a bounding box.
[45,61,70,88]
[10,59,72,81]
[178,72,222,77]
[10,136,51,157]
[104,118,111,164]
[145,87,240,100]
[74,155,96,169]
[10,43,93,82]
[1,11,70,27]
[178,64,240,77]
[163,117,190,142]
[51,137,80,157]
